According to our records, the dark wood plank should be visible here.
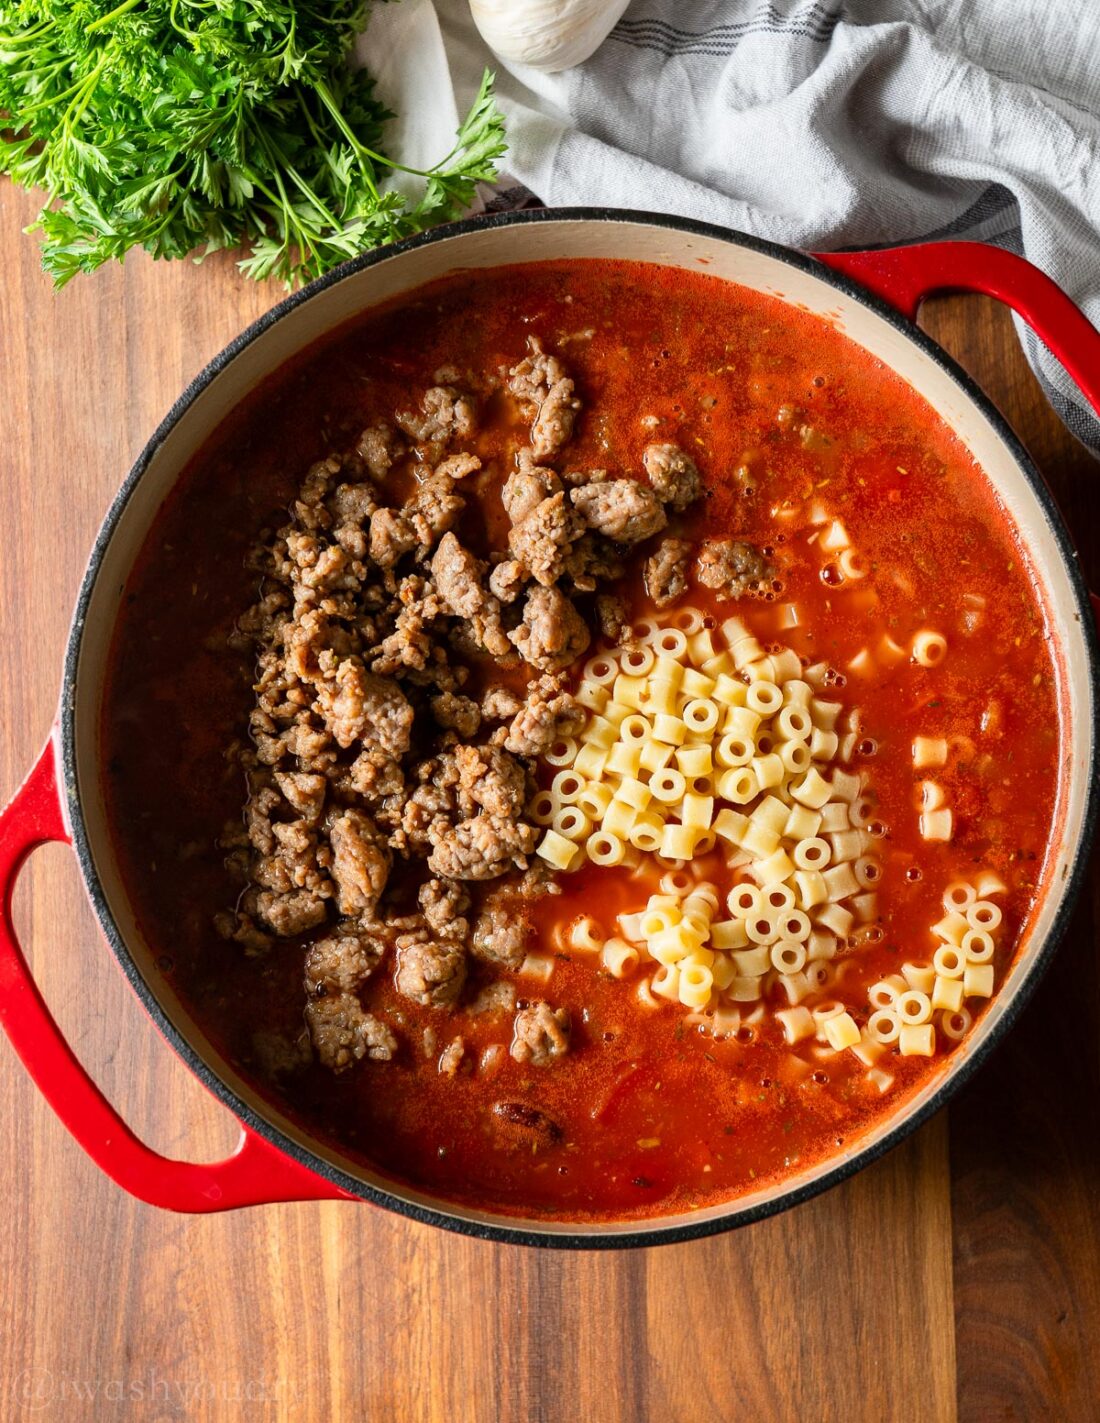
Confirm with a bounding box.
[0,173,1096,1420]
[918,297,1100,1423]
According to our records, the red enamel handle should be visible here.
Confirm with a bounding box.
[0,739,350,1211]
[817,241,1100,631]
[814,241,1100,421]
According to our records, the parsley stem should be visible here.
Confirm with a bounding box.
[85,0,145,35]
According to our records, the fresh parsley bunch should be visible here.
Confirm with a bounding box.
[0,1,506,286]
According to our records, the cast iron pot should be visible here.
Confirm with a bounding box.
[2,212,1099,1247]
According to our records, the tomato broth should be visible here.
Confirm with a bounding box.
[103,260,1060,1221]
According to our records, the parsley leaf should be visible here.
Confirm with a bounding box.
[0,2,507,287]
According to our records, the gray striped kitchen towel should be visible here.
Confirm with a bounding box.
[364,0,1100,450]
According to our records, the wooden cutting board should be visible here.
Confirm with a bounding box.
[1,180,1098,1422]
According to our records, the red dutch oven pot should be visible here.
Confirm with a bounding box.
[1,213,1098,1246]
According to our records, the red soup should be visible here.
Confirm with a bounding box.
[103,259,1060,1221]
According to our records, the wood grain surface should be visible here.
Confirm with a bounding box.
[1,179,1098,1421]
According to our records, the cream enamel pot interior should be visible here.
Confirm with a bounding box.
[1,211,1098,1247]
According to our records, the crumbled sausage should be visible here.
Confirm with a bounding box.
[328,809,390,916]
[503,459,563,525]
[255,888,328,938]
[488,558,527,604]
[696,538,773,599]
[508,492,583,587]
[509,585,590,672]
[571,479,667,544]
[431,691,481,737]
[481,686,524,722]
[507,340,580,459]
[304,931,384,995]
[595,593,628,642]
[431,533,511,656]
[418,878,471,936]
[472,900,530,969]
[503,675,584,757]
[510,1002,571,1066]
[394,937,468,1007]
[274,770,327,821]
[315,662,413,755]
[428,816,536,881]
[355,421,403,479]
[305,993,396,1071]
[396,385,476,448]
[645,537,693,607]
[438,1036,465,1077]
[642,443,703,511]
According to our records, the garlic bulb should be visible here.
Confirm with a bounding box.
[469,0,632,73]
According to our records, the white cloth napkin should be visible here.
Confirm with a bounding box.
[362,0,1100,451]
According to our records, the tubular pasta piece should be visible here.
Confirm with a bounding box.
[913,735,948,769]
[552,806,591,841]
[966,900,1002,931]
[920,808,954,842]
[911,630,947,667]
[824,1012,860,1051]
[519,954,554,983]
[867,1009,900,1045]
[569,917,605,953]
[747,681,783,715]
[544,737,578,768]
[602,800,637,837]
[776,1005,815,1044]
[712,674,748,707]
[618,714,651,746]
[660,823,697,860]
[777,971,810,1005]
[681,666,716,698]
[711,918,750,950]
[806,929,837,961]
[898,1023,935,1057]
[678,961,714,1010]
[674,608,705,636]
[939,1007,972,1041]
[815,902,853,939]
[587,830,627,867]
[573,744,607,780]
[713,809,748,845]
[963,964,994,998]
[771,941,807,974]
[601,938,640,978]
[575,683,609,714]
[791,768,832,809]
[651,964,681,1002]
[627,815,665,853]
[537,830,579,871]
[675,745,713,777]
[932,975,965,1013]
[731,945,771,977]
[576,781,613,818]
[748,847,796,886]
[781,740,812,774]
[654,627,688,659]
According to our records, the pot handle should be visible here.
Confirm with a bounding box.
[814,241,1100,420]
[0,739,350,1211]
[817,242,1100,632]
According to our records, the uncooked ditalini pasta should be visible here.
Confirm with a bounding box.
[532,608,1012,1091]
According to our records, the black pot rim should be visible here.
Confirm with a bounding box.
[59,207,1100,1249]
